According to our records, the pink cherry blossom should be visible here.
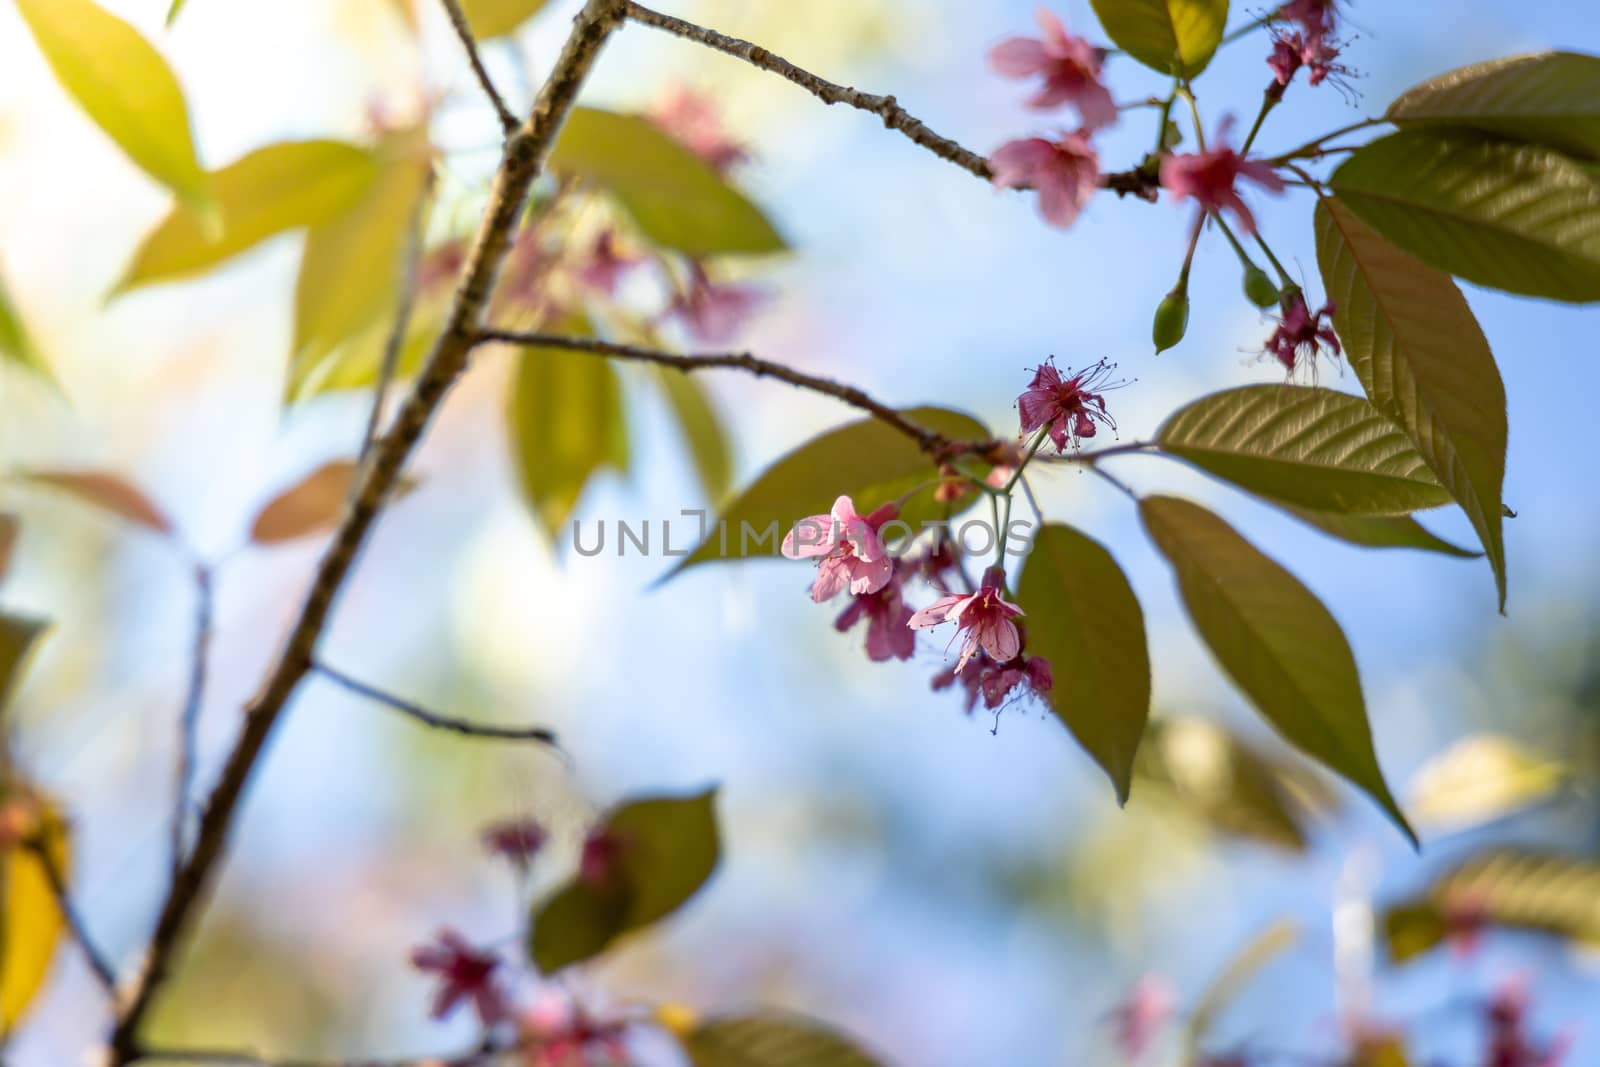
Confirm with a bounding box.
[576,231,638,296]
[668,264,768,344]
[579,827,629,888]
[1159,119,1286,235]
[990,9,1117,131]
[909,567,1025,672]
[1268,28,1350,91]
[650,86,749,175]
[782,496,894,603]
[1280,0,1339,38]
[835,563,915,662]
[1113,976,1176,1062]
[933,650,1053,713]
[481,817,547,873]
[1018,356,1120,451]
[522,990,632,1067]
[1264,293,1340,375]
[990,131,1101,229]
[410,929,505,1025]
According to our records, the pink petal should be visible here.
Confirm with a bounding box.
[908,595,963,630]
[1076,80,1119,132]
[1034,7,1070,52]
[990,37,1049,77]
[782,514,837,558]
[811,558,851,602]
[982,617,1022,662]
[849,553,893,596]
[989,138,1054,189]
[1238,158,1288,192]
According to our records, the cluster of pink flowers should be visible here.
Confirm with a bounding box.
[1263,291,1341,376]
[987,9,1116,229]
[1482,982,1573,1067]
[1018,357,1121,451]
[1268,0,1351,95]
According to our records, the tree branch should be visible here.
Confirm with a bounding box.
[312,661,558,745]
[106,1,630,1059]
[169,562,215,880]
[358,174,433,471]
[436,0,520,135]
[130,1040,507,1067]
[24,834,118,994]
[473,329,985,456]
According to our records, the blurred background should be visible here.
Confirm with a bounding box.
[2,0,1598,1064]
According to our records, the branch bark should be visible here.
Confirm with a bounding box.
[313,661,558,745]
[437,0,520,134]
[169,561,215,879]
[105,1,629,1058]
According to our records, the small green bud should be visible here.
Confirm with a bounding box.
[1244,265,1279,309]
[1153,288,1189,354]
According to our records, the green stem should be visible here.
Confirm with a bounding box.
[1154,90,1177,156]
[1003,427,1052,493]
[1178,209,1206,289]
[1217,11,1278,48]
[1212,212,1257,271]
[1254,232,1294,287]
[1266,117,1386,164]
[1179,84,1206,151]
[1240,92,1278,156]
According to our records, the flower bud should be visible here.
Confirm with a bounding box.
[1243,265,1279,308]
[1152,289,1189,354]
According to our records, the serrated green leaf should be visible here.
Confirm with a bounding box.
[1316,198,1508,608]
[1329,130,1600,303]
[0,271,52,383]
[1,614,49,719]
[1140,495,1414,845]
[290,130,431,389]
[507,331,628,543]
[460,0,550,39]
[1089,0,1228,77]
[1018,524,1149,803]
[550,108,785,258]
[1158,386,1454,516]
[1384,850,1600,963]
[667,407,988,577]
[654,368,733,504]
[683,1015,885,1067]
[16,0,208,206]
[529,788,720,973]
[1388,51,1600,161]
[116,140,379,293]
[1278,506,1480,558]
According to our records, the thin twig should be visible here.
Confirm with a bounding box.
[358,174,434,471]
[24,835,118,993]
[170,562,215,880]
[130,1039,507,1067]
[106,2,630,1059]
[312,661,559,745]
[474,329,977,456]
[436,0,520,134]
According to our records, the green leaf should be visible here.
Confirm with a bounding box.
[550,108,786,258]
[16,0,208,206]
[290,130,432,390]
[0,614,50,718]
[1278,506,1480,558]
[1407,734,1566,834]
[1329,130,1600,303]
[116,140,379,293]
[1383,850,1600,963]
[1316,198,1509,608]
[654,368,733,503]
[1387,51,1600,161]
[507,332,628,542]
[1088,0,1229,78]
[287,298,441,403]
[682,1015,885,1067]
[1135,717,1321,853]
[667,407,988,576]
[1157,385,1454,516]
[1139,495,1414,844]
[1017,524,1150,803]
[460,0,550,39]
[165,0,190,26]
[0,271,52,383]
[530,788,720,972]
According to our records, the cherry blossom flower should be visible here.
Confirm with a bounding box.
[1264,292,1340,375]
[1280,0,1340,38]
[1159,119,1286,235]
[576,231,638,296]
[835,563,915,662]
[667,264,768,344]
[782,496,895,603]
[1113,976,1176,1062]
[1268,28,1350,92]
[650,86,749,174]
[1018,357,1120,451]
[482,817,547,873]
[579,827,629,888]
[522,990,631,1067]
[909,567,1025,672]
[990,9,1117,131]
[1483,980,1573,1067]
[990,131,1101,229]
[410,929,505,1025]
[932,650,1053,713]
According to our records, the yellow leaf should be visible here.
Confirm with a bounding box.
[290,131,432,392]
[1408,734,1566,833]
[0,803,70,1030]
[116,140,379,293]
[460,0,550,40]
[1,614,50,717]
[16,0,209,206]
[0,270,53,384]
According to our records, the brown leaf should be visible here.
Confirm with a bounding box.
[22,470,173,534]
[250,460,415,544]
[0,515,16,581]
